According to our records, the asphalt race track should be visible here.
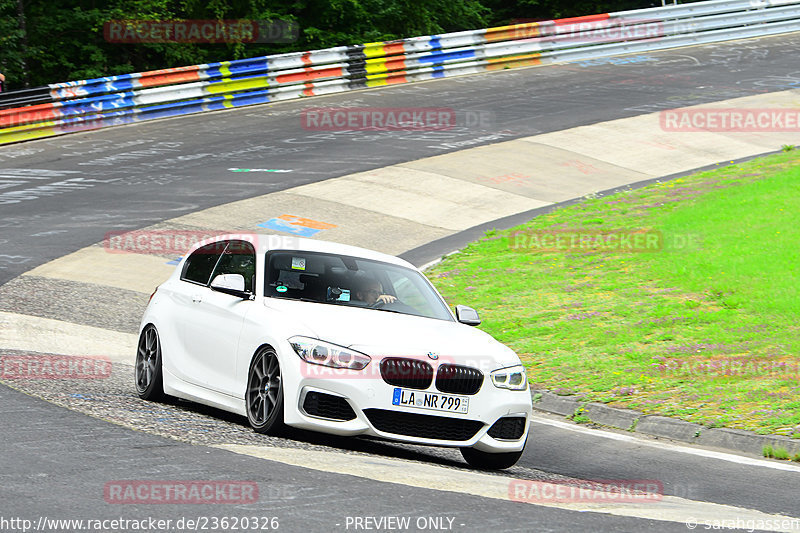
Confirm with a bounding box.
[2,34,800,532]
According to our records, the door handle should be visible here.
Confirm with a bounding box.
[192,294,202,303]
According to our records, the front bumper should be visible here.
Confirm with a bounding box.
[281,357,532,452]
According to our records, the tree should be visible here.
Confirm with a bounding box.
[1,0,670,89]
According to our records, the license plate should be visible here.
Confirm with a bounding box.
[392,387,469,414]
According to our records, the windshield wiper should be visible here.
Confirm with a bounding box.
[268,295,321,303]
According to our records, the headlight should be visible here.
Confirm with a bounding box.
[491,365,528,391]
[289,336,371,370]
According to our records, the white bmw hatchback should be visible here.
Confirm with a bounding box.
[136,234,532,469]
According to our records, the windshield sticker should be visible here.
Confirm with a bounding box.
[276,285,288,293]
[291,257,306,270]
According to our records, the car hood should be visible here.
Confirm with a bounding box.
[263,298,519,368]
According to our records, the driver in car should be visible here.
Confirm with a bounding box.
[355,278,396,306]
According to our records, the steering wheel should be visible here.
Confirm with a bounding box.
[370,299,386,309]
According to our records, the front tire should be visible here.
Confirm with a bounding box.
[135,324,166,401]
[246,346,285,434]
[461,447,523,470]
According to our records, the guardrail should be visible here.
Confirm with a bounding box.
[1,0,799,145]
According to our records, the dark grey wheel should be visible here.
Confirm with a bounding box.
[460,447,523,470]
[246,346,285,434]
[135,324,165,401]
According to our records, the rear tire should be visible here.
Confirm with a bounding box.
[246,346,285,435]
[460,447,523,470]
[135,324,166,401]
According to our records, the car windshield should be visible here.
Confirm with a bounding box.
[264,250,454,321]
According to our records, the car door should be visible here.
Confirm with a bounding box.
[168,240,227,387]
[180,240,256,397]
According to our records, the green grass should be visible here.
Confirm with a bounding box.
[429,151,800,435]
[570,406,592,424]
[764,445,791,460]
[774,447,791,460]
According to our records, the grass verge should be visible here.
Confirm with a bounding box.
[428,150,800,435]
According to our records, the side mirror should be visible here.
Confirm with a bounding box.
[455,304,481,326]
[210,274,251,299]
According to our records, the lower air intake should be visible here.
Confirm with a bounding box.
[487,416,526,440]
[364,408,484,441]
[302,391,356,421]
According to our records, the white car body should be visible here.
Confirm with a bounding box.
[138,234,532,463]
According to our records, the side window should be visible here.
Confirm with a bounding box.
[181,241,226,285]
[210,240,256,293]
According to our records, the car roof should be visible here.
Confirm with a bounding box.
[194,233,417,270]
